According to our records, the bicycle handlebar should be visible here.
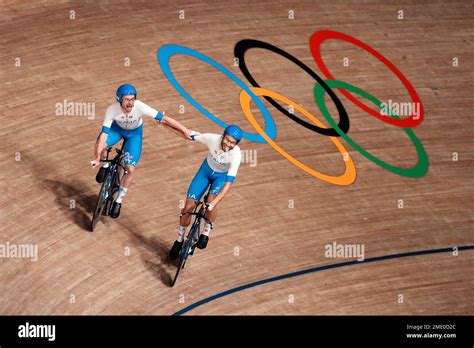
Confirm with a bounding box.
[99,157,128,174]
[105,146,124,155]
[181,204,213,227]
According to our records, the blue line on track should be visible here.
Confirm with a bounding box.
[173,245,474,316]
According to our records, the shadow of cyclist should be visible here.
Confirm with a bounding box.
[42,179,96,231]
[27,145,176,286]
[116,218,175,286]
[45,178,174,285]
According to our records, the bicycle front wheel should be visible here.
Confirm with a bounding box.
[91,171,113,231]
[170,229,196,287]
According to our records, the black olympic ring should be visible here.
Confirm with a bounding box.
[234,39,350,137]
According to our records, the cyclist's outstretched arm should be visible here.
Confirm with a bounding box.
[136,100,191,140]
[160,115,191,140]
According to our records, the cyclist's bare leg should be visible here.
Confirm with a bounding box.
[179,199,198,227]
[113,164,135,205]
[204,194,218,223]
[121,164,134,189]
[195,193,217,243]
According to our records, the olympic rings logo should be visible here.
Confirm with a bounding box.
[157,30,429,186]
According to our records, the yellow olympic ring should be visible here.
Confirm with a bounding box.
[239,87,357,185]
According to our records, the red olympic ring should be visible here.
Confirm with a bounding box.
[310,30,424,128]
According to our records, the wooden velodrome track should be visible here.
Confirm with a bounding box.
[1,0,473,315]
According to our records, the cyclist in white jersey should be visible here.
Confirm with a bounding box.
[90,84,190,218]
[170,125,243,259]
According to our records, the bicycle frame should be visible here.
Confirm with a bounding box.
[102,142,127,202]
[182,201,213,253]
[104,142,127,174]
[91,142,128,229]
[171,199,213,286]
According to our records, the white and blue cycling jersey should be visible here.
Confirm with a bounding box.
[100,100,163,166]
[187,133,241,200]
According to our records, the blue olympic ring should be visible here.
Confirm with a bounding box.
[157,44,277,143]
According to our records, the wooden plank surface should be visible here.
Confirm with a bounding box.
[1,0,473,315]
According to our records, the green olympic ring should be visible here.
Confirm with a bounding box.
[314,80,429,178]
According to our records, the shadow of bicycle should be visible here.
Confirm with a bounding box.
[117,218,176,287]
[44,178,174,285]
[43,179,96,231]
[27,143,176,288]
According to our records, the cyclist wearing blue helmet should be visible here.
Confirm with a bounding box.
[91,83,191,218]
[170,125,243,260]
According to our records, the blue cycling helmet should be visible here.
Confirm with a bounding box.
[116,84,137,103]
[223,125,243,142]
